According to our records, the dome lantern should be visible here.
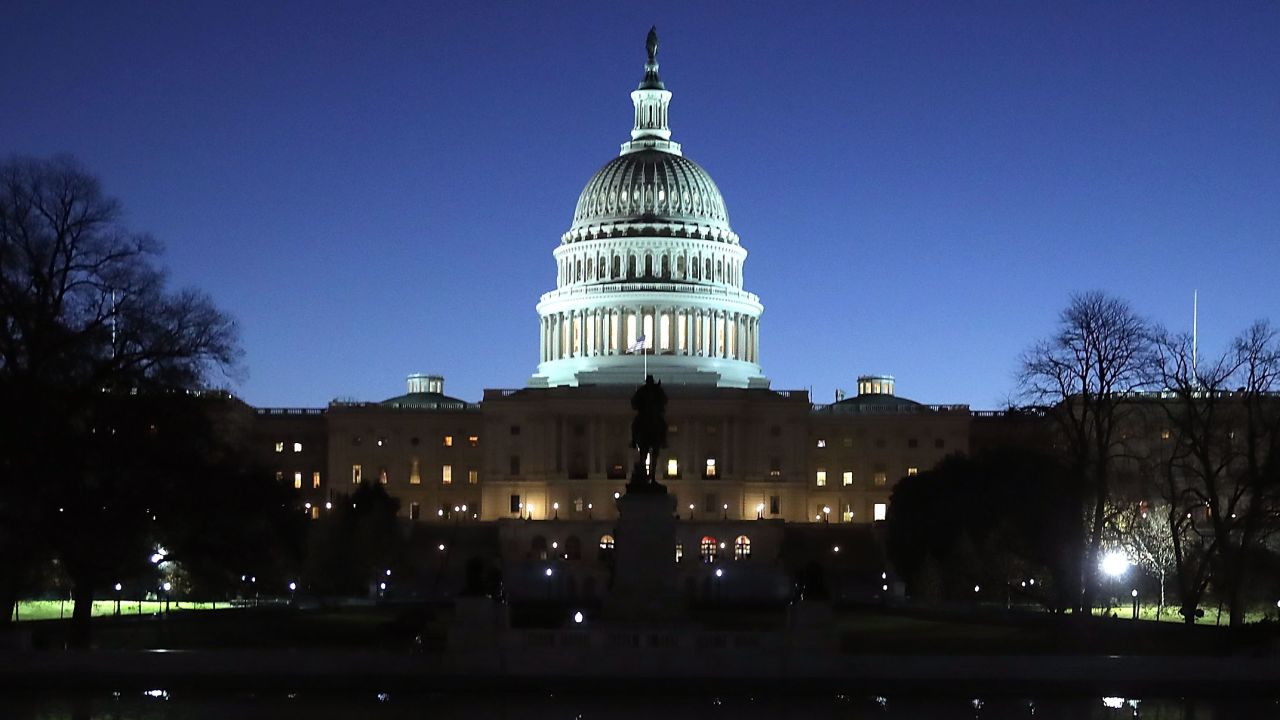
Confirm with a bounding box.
[623,26,681,156]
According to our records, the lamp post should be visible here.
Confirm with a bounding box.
[114,583,122,616]
[587,502,593,519]
[688,503,694,520]
[553,502,560,520]
[722,502,728,520]
[822,506,830,524]
[162,582,171,616]
[1131,589,1139,620]
[1100,551,1129,616]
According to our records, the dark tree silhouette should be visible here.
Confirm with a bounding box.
[0,156,240,645]
[1019,291,1154,614]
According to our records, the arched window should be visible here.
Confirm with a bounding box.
[716,259,723,282]
[677,255,686,278]
[612,255,621,279]
[644,254,653,278]
[627,255,637,279]
[692,257,700,280]
[734,535,751,560]
[599,534,615,550]
[532,535,548,560]
[575,259,582,282]
[700,536,718,563]
[586,258,593,280]
[705,258,712,280]
[661,255,670,279]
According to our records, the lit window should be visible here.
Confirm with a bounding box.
[443,435,453,447]
[842,504,854,522]
[312,471,321,489]
[310,505,320,520]
[769,457,781,478]
[815,469,827,487]
[409,502,420,521]
[442,465,453,485]
[1161,429,1171,440]
[842,471,853,486]
[734,535,752,560]
[705,458,717,478]
[293,472,302,489]
[352,464,362,484]
[509,494,521,514]
[842,437,853,448]
[907,467,918,476]
[874,503,887,521]
[700,536,718,563]
[816,439,826,448]
[409,457,421,485]
[293,442,302,453]
[379,467,388,484]
[666,458,679,477]
[599,534,615,550]
[275,471,283,481]
[274,442,284,453]
[468,469,478,484]
[674,544,683,563]
[468,435,479,447]
[874,472,887,487]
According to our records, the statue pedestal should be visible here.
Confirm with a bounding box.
[606,491,683,622]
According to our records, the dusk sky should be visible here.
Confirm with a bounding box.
[5,2,1278,409]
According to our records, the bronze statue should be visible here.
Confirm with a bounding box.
[628,374,668,492]
[646,26,659,64]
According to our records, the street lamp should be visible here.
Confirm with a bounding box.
[688,503,694,520]
[114,582,122,616]
[722,502,728,520]
[587,502,593,519]
[553,502,560,519]
[822,506,830,524]
[1131,588,1139,620]
[1100,551,1129,579]
[162,582,172,616]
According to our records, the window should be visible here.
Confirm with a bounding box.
[907,438,918,448]
[510,495,522,514]
[275,471,283,481]
[816,439,826,448]
[312,471,321,489]
[769,495,780,515]
[704,458,717,478]
[907,467,919,476]
[293,442,302,453]
[409,502,420,521]
[703,493,717,513]
[510,425,520,435]
[675,544,683,563]
[274,442,284,453]
[666,458,679,478]
[573,497,584,513]
[874,472,887,487]
[842,504,854,522]
[409,457,421,484]
[379,467,388,484]
[842,471,853,487]
[935,438,945,449]
[442,435,453,447]
[734,535,751,560]
[874,503,888,522]
[599,534,615,550]
[509,455,520,476]
[442,465,453,485]
[468,469,478,485]
[293,472,302,489]
[815,469,827,487]
[700,536,718,563]
[468,435,479,447]
[310,506,320,520]
[842,437,853,448]
[352,464,362,484]
[1161,429,1171,440]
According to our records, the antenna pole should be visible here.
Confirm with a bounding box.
[1192,289,1198,375]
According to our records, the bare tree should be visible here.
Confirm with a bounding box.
[1107,501,1178,619]
[1019,291,1154,614]
[1150,323,1280,626]
[0,155,240,645]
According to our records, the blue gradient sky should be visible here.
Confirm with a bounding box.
[5,2,1278,409]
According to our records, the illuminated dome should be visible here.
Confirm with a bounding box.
[567,150,733,240]
[529,28,767,390]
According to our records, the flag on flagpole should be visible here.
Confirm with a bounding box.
[628,335,647,354]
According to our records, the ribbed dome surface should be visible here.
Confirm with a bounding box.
[571,150,730,231]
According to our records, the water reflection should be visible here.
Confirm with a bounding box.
[0,692,1275,719]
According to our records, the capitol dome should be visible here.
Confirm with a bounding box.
[568,150,733,240]
[529,28,768,390]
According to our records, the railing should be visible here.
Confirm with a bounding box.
[255,407,325,416]
[810,402,970,415]
[538,281,761,305]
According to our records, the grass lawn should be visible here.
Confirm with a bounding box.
[13,599,232,622]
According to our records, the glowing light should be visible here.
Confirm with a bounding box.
[714,568,723,578]
[288,582,296,591]
[114,583,122,592]
[379,582,386,590]
[552,541,559,549]
[973,585,980,593]
[1131,589,1138,598]
[1100,551,1129,578]
[573,611,584,624]
[325,502,332,509]
[614,492,621,499]
[545,567,553,577]
[438,543,446,551]
[162,582,171,592]
[833,546,840,553]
